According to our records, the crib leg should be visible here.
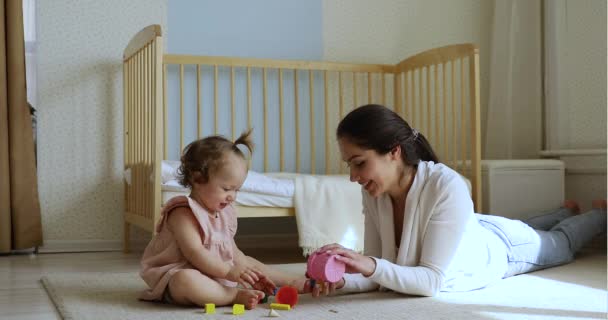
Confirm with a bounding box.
[123,221,131,253]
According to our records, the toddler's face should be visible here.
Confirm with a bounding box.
[193,153,247,213]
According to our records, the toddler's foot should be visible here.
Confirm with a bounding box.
[234,289,264,310]
[592,199,607,211]
[563,200,581,215]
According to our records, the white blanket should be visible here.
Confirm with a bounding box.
[294,174,364,255]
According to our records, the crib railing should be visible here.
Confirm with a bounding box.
[394,44,482,209]
[162,54,396,175]
[162,45,481,209]
[122,25,163,252]
[122,25,483,253]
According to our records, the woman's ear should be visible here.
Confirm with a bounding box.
[390,145,401,160]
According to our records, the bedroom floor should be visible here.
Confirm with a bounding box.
[1,248,605,320]
[0,247,305,320]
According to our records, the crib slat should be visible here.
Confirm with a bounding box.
[469,53,482,211]
[353,73,358,109]
[338,71,344,173]
[451,60,457,169]
[197,65,201,139]
[418,68,422,129]
[263,68,268,172]
[460,57,466,173]
[309,69,315,174]
[294,69,300,173]
[442,62,448,161]
[403,71,409,120]
[163,63,167,160]
[133,54,137,215]
[247,67,252,129]
[381,73,386,106]
[153,36,164,230]
[214,65,218,135]
[279,68,284,171]
[231,66,236,141]
[408,69,416,122]
[123,57,128,247]
[137,51,143,216]
[324,70,329,174]
[367,72,372,104]
[434,64,439,149]
[124,58,130,213]
[426,66,431,142]
[145,44,150,219]
[179,64,184,153]
[247,67,252,167]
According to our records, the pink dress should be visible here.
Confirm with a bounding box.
[139,195,238,301]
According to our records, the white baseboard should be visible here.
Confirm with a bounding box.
[38,233,299,253]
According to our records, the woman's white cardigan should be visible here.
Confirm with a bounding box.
[338,161,506,296]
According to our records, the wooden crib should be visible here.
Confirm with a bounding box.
[122,25,482,252]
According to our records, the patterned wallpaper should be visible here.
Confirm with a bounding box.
[37,0,166,242]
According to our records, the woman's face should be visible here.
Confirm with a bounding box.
[338,137,401,197]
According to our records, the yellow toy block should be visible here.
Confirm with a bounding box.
[270,303,291,310]
[204,303,215,314]
[233,303,245,315]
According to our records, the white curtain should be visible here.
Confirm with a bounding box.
[484,0,542,159]
[23,0,37,109]
[543,0,570,151]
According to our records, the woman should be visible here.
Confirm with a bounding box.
[316,104,606,297]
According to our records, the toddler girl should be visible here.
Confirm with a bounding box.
[139,130,309,309]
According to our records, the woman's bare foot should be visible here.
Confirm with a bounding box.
[234,289,264,310]
[592,199,607,210]
[563,200,581,215]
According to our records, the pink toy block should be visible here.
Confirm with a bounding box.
[306,251,345,283]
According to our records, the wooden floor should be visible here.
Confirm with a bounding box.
[0,248,305,320]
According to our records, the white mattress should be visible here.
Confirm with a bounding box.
[161,184,293,207]
[162,160,295,197]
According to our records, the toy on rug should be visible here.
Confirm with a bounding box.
[204,303,215,314]
[270,303,291,310]
[306,251,346,284]
[275,286,299,307]
[232,304,245,315]
[268,309,281,317]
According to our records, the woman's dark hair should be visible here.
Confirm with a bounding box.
[336,104,439,165]
[177,129,254,188]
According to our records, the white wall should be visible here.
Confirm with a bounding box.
[35,0,495,251]
[562,0,606,149]
[37,1,166,251]
[323,0,493,130]
[552,0,606,211]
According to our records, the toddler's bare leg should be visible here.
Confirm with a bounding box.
[168,269,264,309]
[244,256,301,287]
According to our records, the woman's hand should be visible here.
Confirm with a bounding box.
[226,263,264,288]
[324,245,377,277]
[291,276,345,297]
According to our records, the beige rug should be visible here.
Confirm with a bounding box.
[41,254,607,320]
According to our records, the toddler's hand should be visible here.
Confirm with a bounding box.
[252,276,276,296]
[227,263,263,288]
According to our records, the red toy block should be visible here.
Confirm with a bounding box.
[275,286,298,307]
